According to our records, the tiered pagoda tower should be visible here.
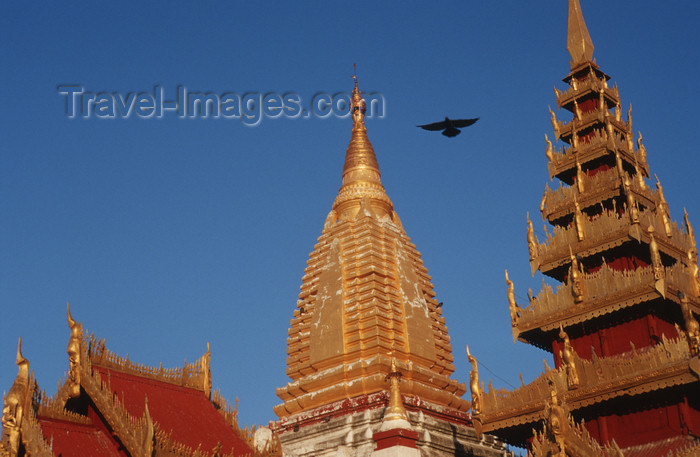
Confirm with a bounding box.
[472,1,700,455]
[271,79,509,457]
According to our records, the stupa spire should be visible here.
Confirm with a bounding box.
[333,68,393,219]
[567,0,595,68]
[275,71,468,421]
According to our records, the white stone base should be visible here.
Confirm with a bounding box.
[273,401,512,457]
[373,445,421,457]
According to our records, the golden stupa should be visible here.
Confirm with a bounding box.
[274,78,468,417]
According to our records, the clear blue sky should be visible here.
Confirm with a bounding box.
[2,1,699,435]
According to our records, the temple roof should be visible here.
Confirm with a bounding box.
[275,78,468,418]
[38,418,124,457]
[0,309,267,457]
[91,366,248,455]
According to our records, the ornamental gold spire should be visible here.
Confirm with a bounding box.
[567,0,594,68]
[332,71,393,220]
[383,359,410,425]
[275,73,466,419]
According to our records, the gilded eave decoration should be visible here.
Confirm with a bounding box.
[478,334,700,433]
[510,261,699,338]
[528,383,625,457]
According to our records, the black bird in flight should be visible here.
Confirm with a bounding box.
[417,116,479,137]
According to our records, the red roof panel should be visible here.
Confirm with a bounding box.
[93,366,251,456]
[38,416,126,457]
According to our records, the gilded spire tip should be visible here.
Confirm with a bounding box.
[567,0,595,67]
[332,68,393,220]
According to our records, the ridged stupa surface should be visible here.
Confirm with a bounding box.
[274,82,467,418]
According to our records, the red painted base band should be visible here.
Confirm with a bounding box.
[373,428,420,450]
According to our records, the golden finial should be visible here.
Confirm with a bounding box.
[574,198,585,241]
[648,226,666,298]
[383,358,409,423]
[614,149,624,178]
[573,99,582,120]
[351,64,365,129]
[466,345,483,438]
[505,270,518,324]
[540,189,548,220]
[637,131,648,165]
[567,0,595,67]
[549,106,560,140]
[655,175,672,237]
[575,158,584,193]
[333,67,393,220]
[544,133,554,162]
[633,151,646,189]
[527,212,538,261]
[685,209,696,240]
[66,302,83,399]
[558,325,579,389]
[623,177,640,224]
[680,293,700,357]
[569,246,584,304]
[648,226,661,267]
[15,338,26,367]
[466,346,481,413]
[2,338,30,457]
[203,342,212,400]
[627,104,633,130]
[142,395,154,457]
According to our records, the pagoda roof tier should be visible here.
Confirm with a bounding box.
[555,110,629,145]
[555,73,619,113]
[541,168,654,224]
[531,207,694,277]
[546,127,648,180]
[513,262,699,344]
[479,335,700,444]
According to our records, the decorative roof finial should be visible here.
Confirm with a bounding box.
[685,208,695,240]
[567,0,595,68]
[467,345,483,439]
[66,302,83,399]
[2,338,30,457]
[203,342,212,400]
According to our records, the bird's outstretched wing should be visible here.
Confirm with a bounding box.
[451,118,479,128]
[417,120,449,131]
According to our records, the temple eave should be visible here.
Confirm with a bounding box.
[480,337,698,446]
